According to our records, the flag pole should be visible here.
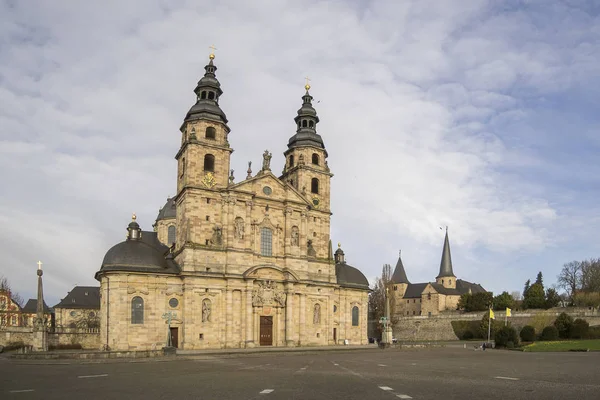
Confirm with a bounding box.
[487,307,491,344]
[505,311,507,327]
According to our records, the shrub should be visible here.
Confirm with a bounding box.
[541,326,559,341]
[495,326,519,348]
[570,318,589,339]
[553,312,574,339]
[3,341,26,351]
[451,320,482,340]
[479,313,500,339]
[520,325,536,342]
[587,325,600,339]
[463,330,474,340]
[48,343,83,351]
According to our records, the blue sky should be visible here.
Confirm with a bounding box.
[0,0,599,305]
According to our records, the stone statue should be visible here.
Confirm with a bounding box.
[247,161,252,179]
[291,226,299,246]
[229,169,234,184]
[262,150,272,171]
[313,303,321,324]
[212,226,223,245]
[234,217,245,239]
[202,299,211,322]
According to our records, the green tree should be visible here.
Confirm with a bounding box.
[535,271,544,287]
[544,288,561,309]
[523,283,546,309]
[493,291,515,310]
[519,325,536,342]
[458,292,493,312]
[523,279,531,298]
[541,325,559,341]
[479,312,499,340]
[553,312,574,339]
[571,318,589,339]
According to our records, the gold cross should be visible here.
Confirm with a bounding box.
[37,261,42,270]
[209,44,217,59]
[305,76,311,90]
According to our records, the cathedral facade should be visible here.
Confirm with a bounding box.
[95,53,370,351]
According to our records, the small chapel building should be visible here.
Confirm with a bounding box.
[390,229,487,317]
[95,53,370,351]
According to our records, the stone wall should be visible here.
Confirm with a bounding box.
[1,327,100,349]
[393,308,600,341]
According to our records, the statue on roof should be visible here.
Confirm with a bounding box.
[262,150,272,171]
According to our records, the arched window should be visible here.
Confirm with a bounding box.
[289,155,294,167]
[205,127,216,140]
[131,297,144,324]
[260,227,273,256]
[204,154,215,172]
[208,92,215,100]
[311,178,319,194]
[167,225,176,245]
[312,153,319,165]
[309,120,314,128]
[201,91,207,100]
[352,306,359,326]
[180,157,186,179]
[297,121,301,129]
[302,120,308,127]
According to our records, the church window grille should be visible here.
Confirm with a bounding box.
[351,306,359,326]
[167,225,176,245]
[289,155,294,167]
[260,227,273,256]
[302,120,308,128]
[131,296,144,324]
[312,153,319,165]
[205,127,216,140]
[311,178,319,194]
[201,91,207,100]
[208,91,215,100]
[204,154,215,172]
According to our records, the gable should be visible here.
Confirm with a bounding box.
[229,172,309,206]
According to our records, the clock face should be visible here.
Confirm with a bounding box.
[263,186,272,195]
[169,298,179,308]
[312,197,320,207]
[201,172,216,188]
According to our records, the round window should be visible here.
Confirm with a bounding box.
[169,298,179,308]
[263,186,272,195]
[89,312,96,318]
[70,311,77,317]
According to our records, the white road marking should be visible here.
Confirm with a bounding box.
[259,389,274,394]
[411,363,417,366]
[333,363,339,366]
[379,386,394,391]
[397,395,412,399]
[78,374,108,379]
[495,376,519,381]
[9,389,35,393]
[378,364,387,367]
[301,367,307,370]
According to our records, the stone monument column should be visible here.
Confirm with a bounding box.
[33,261,48,352]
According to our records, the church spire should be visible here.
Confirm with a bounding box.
[183,48,228,126]
[286,78,326,153]
[437,227,455,278]
[391,250,410,284]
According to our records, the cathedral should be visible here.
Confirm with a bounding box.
[95,52,370,351]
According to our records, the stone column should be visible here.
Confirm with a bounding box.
[225,287,233,347]
[285,284,294,346]
[33,261,48,352]
[245,286,255,347]
[299,293,306,346]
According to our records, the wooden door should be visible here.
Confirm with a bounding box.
[170,327,179,348]
[259,316,273,346]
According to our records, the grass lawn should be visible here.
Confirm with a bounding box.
[522,339,600,352]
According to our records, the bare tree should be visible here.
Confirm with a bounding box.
[557,261,581,303]
[581,258,600,293]
[510,291,522,301]
[368,264,395,340]
[0,275,24,307]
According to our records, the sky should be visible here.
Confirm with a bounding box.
[1,0,599,306]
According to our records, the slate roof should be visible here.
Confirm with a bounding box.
[402,283,429,298]
[429,282,460,296]
[391,254,409,284]
[156,197,176,222]
[437,230,455,278]
[456,279,487,295]
[54,286,100,309]
[96,231,180,280]
[22,299,52,314]
[335,263,370,290]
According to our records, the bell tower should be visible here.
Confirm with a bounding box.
[174,49,233,264]
[280,79,333,212]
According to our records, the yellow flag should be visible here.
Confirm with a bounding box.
[506,308,512,317]
[489,309,495,319]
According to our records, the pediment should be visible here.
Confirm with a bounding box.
[230,172,309,206]
[243,265,300,282]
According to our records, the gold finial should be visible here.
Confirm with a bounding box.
[37,261,43,270]
[304,76,311,91]
[337,242,341,248]
[132,213,137,221]
[209,44,217,60]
